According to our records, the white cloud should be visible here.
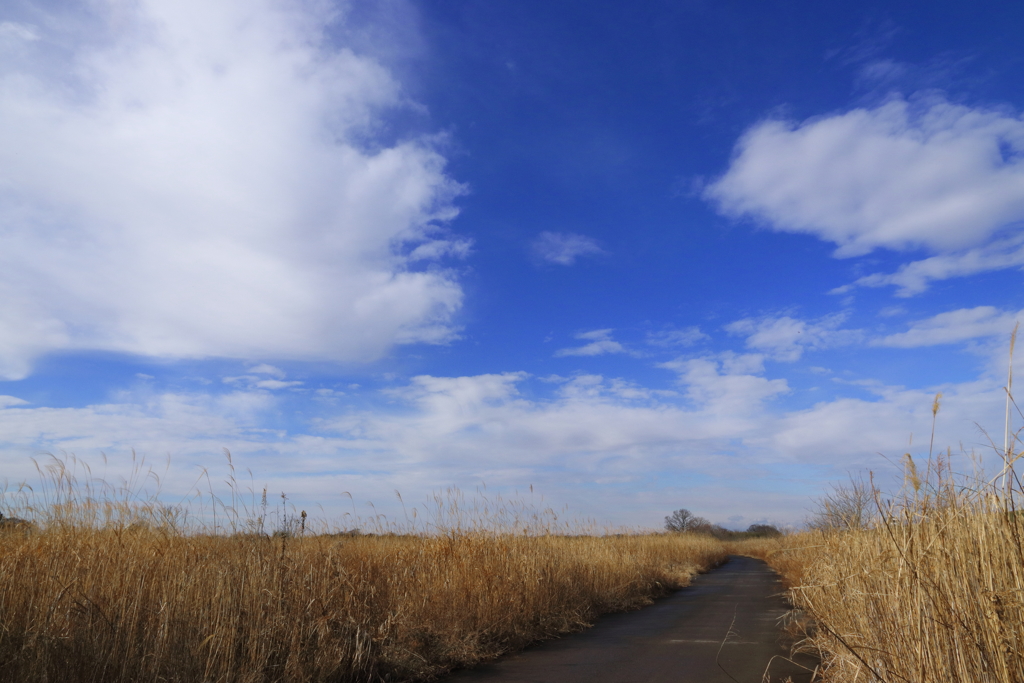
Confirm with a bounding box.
[834,237,1024,297]
[408,238,473,261]
[873,306,1022,348]
[669,356,789,417]
[0,0,466,380]
[716,351,767,375]
[0,21,37,43]
[532,232,604,265]
[0,391,272,467]
[764,377,1005,470]
[0,368,796,524]
[646,327,709,347]
[0,365,773,487]
[253,379,303,390]
[554,329,627,357]
[249,364,286,378]
[224,367,303,391]
[549,374,675,401]
[725,313,861,361]
[705,96,1024,258]
[0,360,1013,526]
[343,368,787,471]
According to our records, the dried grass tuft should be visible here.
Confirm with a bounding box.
[0,455,726,683]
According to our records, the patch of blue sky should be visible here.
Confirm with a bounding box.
[1,0,1024,528]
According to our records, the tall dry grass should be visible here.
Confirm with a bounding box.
[0,458,726,683]
[784,469,1024,683]
[730,343,1024,683]
[726,535,820,589]
[736,452,1024,683]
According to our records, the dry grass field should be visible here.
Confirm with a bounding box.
[0,460,727,683]
[11,383,1024,683]
[732,454,1024,683]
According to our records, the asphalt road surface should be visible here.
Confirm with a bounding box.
[443,555,817,683]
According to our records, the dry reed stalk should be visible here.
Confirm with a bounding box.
[731,342,1024,683]
[735,470,1024,683]
[0,514,725,682]
[790,488,1024,683]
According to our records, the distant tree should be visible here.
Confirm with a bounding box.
[664,508,711,533]
[702,523,734,539]
[745,523,782,538]
[808,474,877,531]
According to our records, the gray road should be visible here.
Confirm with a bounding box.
[442,556,817,683]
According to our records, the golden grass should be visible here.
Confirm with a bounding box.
[0,460,727,683]
[727,535,821,589]
[734,461,1024,683]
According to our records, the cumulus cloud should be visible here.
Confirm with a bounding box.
[554,329,627,357]
[725,314,861,361]
[0,359,1010,525]
[765,382,997,467]
[0,0,466,380]
[667,356,789,418]
[705,97,1024,258]
[0,390,276,466]
[0,367,789,523]
[532,231,604,265]
[873,306,1022,348]
[338,368,788,473]
[0,365,783,480]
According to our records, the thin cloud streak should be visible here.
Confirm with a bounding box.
[833,236,1024,297]
[873,306,1023,348]
[646,327,710,347]
[554,329,628,357]
[532,232,605,265]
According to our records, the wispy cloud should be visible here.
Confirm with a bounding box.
[725,313,861,361]
[646,327,710,347]
[833,237,1024,297]
[532,232,604,265]
[706,96,1024,258]
[0,21,38,43]
[872,306,1022,348]
[0,362,1011,526]
[223,364,303,390]
[249,364,286,379]
[408,239,473,261]
[554,329,627,357]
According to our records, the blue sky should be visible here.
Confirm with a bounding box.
[2,0,1024,528]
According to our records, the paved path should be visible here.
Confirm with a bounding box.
[443,555,817,683]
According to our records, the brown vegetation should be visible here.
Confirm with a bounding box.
[0,460,727,683]
[730,453,1024,683]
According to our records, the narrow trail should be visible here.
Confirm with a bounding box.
[442,555,817,683]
